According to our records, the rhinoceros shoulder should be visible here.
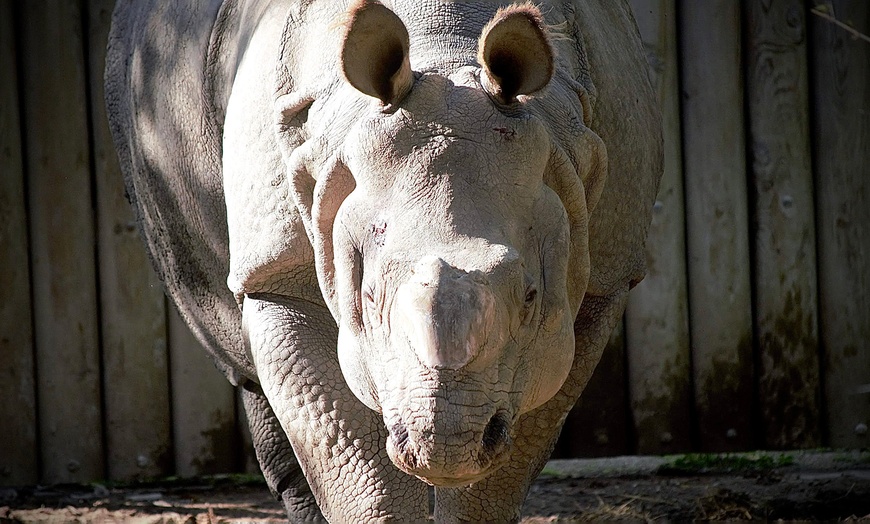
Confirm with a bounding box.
[105,0,277,383]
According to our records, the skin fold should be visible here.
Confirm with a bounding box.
[105,0,661,521]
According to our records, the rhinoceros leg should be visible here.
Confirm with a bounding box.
[434,290,629,523]
[243,293,429,522]
[240,382,325,523]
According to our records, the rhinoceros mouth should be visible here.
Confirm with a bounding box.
[385,410,513,486]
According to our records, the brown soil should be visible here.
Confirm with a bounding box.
[2,455,868,523]
[522,470,870,522]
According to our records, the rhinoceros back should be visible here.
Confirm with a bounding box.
[105,0,257,383]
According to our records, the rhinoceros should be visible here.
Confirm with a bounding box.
[105,0,661,521]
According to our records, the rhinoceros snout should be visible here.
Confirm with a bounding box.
[481,411,512,457]
[386,410,513,486]
[394,256,501,371]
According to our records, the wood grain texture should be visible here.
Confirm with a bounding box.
[679,0,755,452]
[810,0,870,448]
[19,0,105,483]
[87,0,173,481]
[625,0,693,455]
[169,307,239,476]
[746,0,821,449]
[0,1,39,486]
[557,319,630,457]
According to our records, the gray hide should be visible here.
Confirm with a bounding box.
[106,0,661,522]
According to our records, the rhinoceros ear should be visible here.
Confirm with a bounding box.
[478,3,554,104]
[341,0,414,106]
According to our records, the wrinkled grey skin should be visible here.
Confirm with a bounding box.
[106,0,660,522]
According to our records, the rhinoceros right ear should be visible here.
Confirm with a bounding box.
[478,3,554,104]
[341,0,414,106]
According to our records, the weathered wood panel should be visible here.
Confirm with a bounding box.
[169,307,239,476]
[87,0,173,480]
[558,319,630,457]
[625,0,693,455]
[19,0,105,482]
[810,1,870,448]
[679,0,755,452]
[745,0,822,449]
[0,2,39,486]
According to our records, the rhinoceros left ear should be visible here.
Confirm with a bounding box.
[478,4,554,104]
[341,0,414,106]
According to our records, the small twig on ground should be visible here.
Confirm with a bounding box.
[623,493,682,507]
[811,5,870,44]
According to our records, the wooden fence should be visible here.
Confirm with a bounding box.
[1,0,867,486]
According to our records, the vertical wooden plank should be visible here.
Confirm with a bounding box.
[810,1,870,449]
[0,2,39,486]
[625,0,693,455]
[557,319,630,457]
[87,0,173,481]
[169,307,238,476]
[19,0,105,482]
[745,0,822,449]
[679,0,755,452]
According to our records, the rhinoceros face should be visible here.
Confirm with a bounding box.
[333,74,576,485]
[286,2,606,487]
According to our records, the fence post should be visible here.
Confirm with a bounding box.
[169,307,239,476]
[625,0,694,455]
[0,1,39,486]
[811,0,870,448]
[679,0,755,451]
[745,0,822,449]
[19,0,105,483]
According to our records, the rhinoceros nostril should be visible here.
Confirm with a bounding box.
[388,422,422,470]
[481,412,512,456]
[390,422,409,450]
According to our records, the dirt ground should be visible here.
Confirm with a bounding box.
[2,451,868,523]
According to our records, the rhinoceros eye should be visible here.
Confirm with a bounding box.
[524,287,537,307]
[521,285,537,326]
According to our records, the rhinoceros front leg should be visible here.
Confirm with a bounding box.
[242,293,428,523]
[434,291,628,523]
[240,382,325,523]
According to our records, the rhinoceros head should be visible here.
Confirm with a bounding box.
[279,1,606,486]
